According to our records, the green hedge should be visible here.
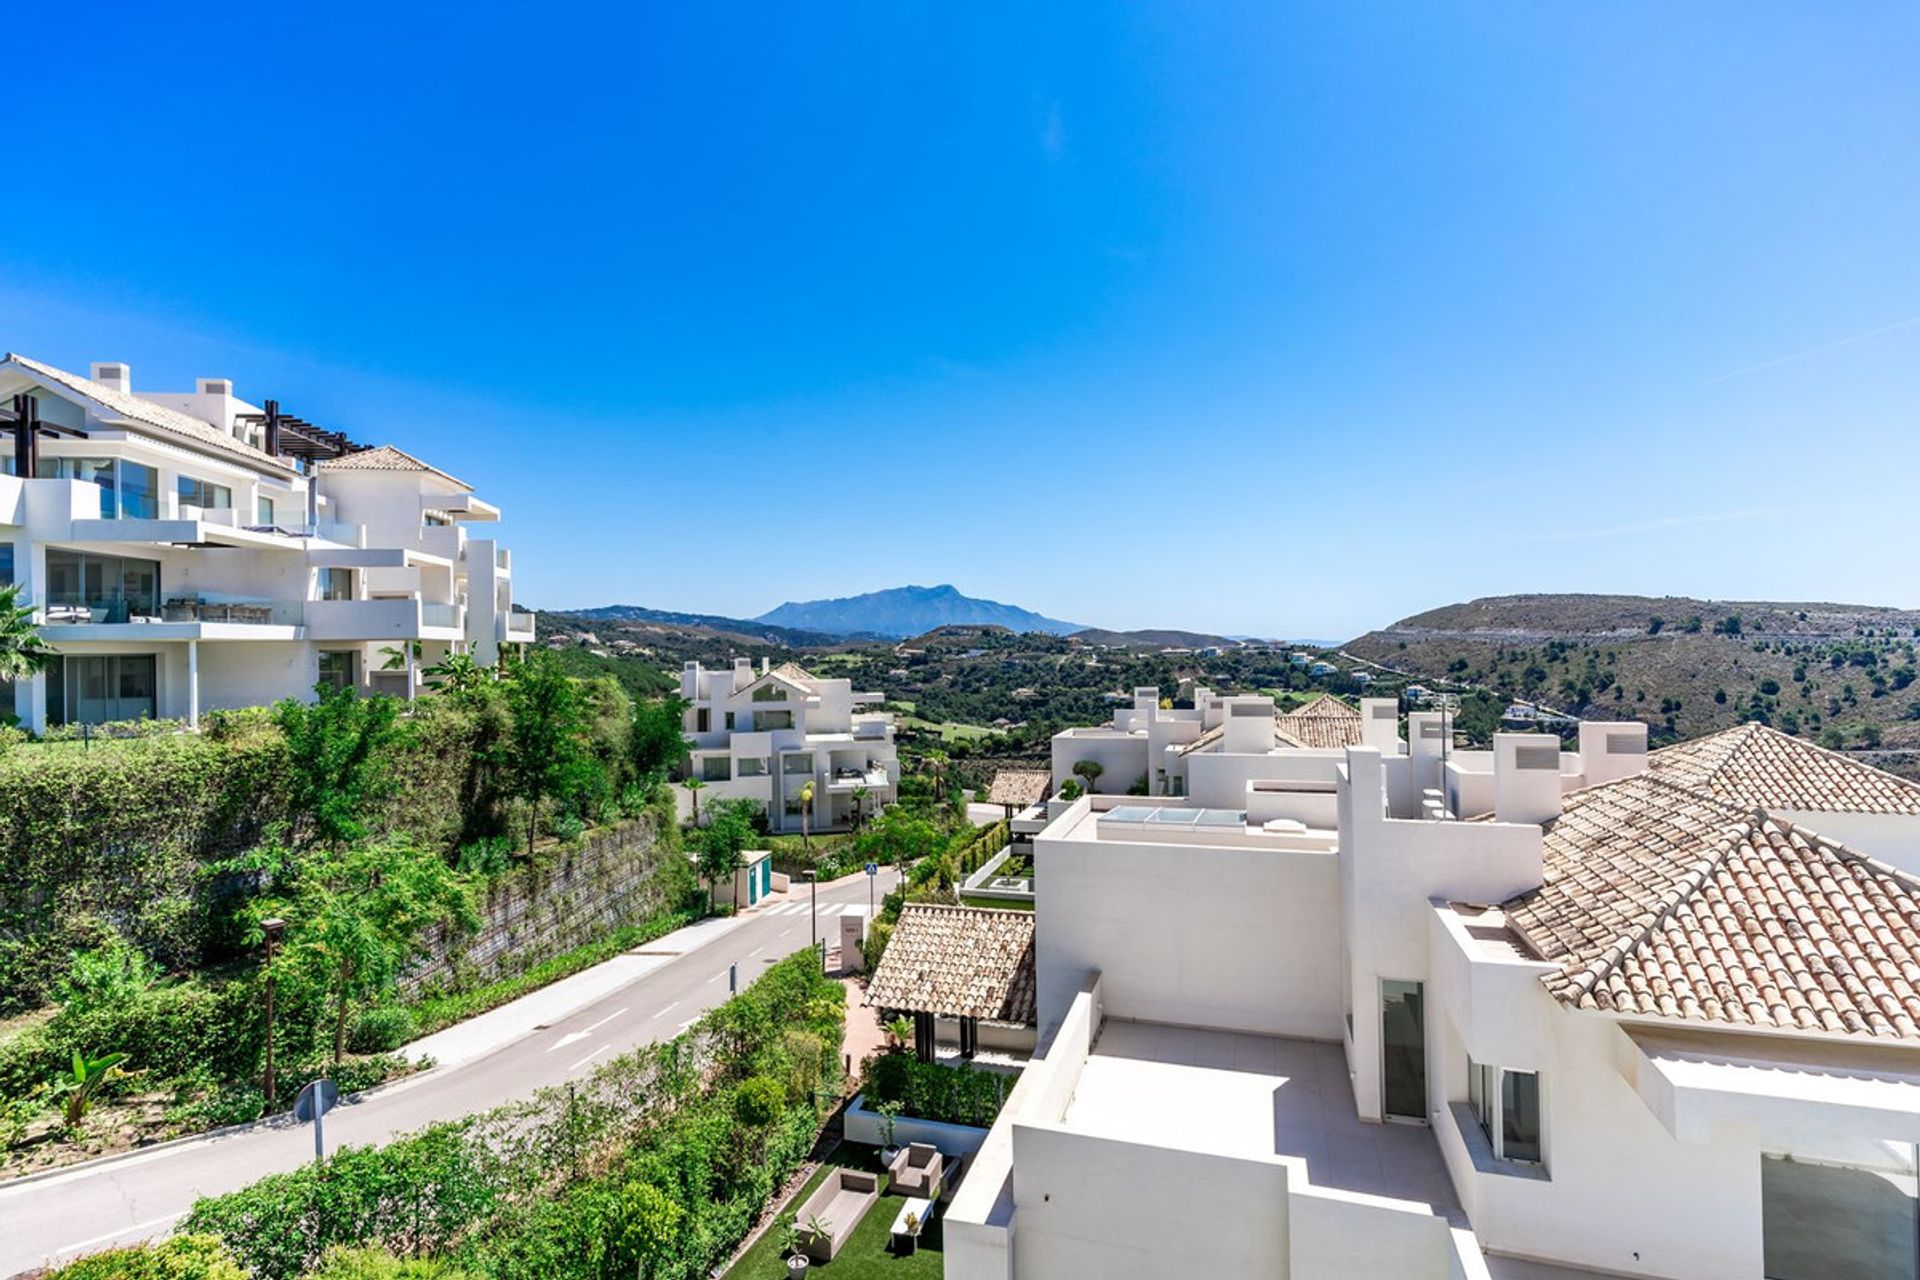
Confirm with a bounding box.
[181,950,846,1280]
[862,1051,1013,1128]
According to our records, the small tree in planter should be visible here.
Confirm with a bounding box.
[898,1209,923,1256]
[885,1015,914,1054]
[773,1213,809,1276]
[877,1098,905,1166]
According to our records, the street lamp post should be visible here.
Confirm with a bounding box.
[261,917,286,1111]
[806,869,819,968]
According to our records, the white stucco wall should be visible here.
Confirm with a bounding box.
[1035,810,1345,1039]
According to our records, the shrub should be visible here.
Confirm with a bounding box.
[303,1246,476,1279]
[349,1004,420,1054]
[861,1052,1014,1128]
[45,1234,247,1280]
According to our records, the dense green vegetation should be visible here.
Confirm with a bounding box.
[177,949,844,1280]
[0,653,699,1171]
[862,1050,1014,1128]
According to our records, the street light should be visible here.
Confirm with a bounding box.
[805,869,819,968]
[261,917,286,1111]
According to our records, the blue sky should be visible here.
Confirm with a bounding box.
[4,4,1916,638]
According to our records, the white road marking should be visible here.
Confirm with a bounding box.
[747,945,765,958]
[568,1045,611,1072]
[656,1000,679,1018]
[61,1213,185,1255]
[581,1008,626,1035]
[675,1016,698,1033]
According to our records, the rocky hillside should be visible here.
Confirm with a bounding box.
[1347,594,1920,767]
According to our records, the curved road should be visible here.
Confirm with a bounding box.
[0,869,894,1278]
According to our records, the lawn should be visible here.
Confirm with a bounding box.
[724,1146,944,1280]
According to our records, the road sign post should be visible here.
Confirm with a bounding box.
[294,1077,338,1166]
[866,861,878,919]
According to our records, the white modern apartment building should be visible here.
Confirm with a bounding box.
[0,353,533,730]
[679,658,898,833]
[948,718,1920,1280]
[1051,686,1377,799]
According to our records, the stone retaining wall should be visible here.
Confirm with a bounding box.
[403,814,683,993]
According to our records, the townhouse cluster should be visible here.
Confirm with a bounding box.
[893,689,1920,1280]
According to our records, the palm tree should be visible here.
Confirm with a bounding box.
[798,780,815,855]
[422,651,490,695]
[682,777,706,826]
[0,584,56,683]
[850,785,870,832]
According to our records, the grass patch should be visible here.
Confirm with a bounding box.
[724,1146,944,1280]
[407,904,700,1038]
[959,895,1033,911]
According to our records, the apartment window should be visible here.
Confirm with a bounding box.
[317,651,357,692]
[44,549,160,618]
[701,756,731,782]
[256,495,276,526]
[782,752,814,776]
[751,684,788,703]
[424,512,450,527]
[738,757,769,777]
[695,708,711,734]
[1468,1061,1542,1164]
[724,712,736,731]
[0,544,12,587]
[318,567,354,601]
[757,710,794,731]
[177,475,232,511]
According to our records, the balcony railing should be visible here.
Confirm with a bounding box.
[421,602,462,629]
[39,593,301,626]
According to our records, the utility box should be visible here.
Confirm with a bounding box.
[839,906,870,972]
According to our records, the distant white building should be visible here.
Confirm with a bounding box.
[679,658,898,833]
[1052,687,1384,801]
[0,353,530,730]
[947,720,1920,1280]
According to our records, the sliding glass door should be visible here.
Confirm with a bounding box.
[47,656,158,726]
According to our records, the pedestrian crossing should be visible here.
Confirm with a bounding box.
[758,901,813,917]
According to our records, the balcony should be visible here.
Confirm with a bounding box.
[37,592,303,638]
[828,765,891,792]
[500,608,536,642]
[305,596,465,641]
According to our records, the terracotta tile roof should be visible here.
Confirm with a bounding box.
[318,443,470,489]
[5,352,294,474]
[1505,772,1920,1041]
[1175,706,1366,756]
[986,770,1051,808]
[1648,722,1920,815]
[865,903,1037,1024]
[1274,711,1365,750]
[1289,693,1360,720]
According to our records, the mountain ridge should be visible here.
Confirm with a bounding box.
[753,583,1084,639]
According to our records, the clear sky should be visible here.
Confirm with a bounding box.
[4,4,1916,639]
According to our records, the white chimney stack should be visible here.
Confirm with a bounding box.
[1223,696,1277,753]
[1579,720,1648,788]
[91,362,131,394]
[1360,698,1400,754]
[1494,732,1565,826]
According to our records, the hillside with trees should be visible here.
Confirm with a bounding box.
[1347,593,1920,769]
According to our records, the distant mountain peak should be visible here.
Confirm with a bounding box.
[753,585,1083,639]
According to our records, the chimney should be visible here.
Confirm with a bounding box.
[196,378,238,433]
[91,362,131,394]
[1494,732,1564,826]
[1360,698,1400,754]
[1133,687,1159,720]
[1579,720,1648,787]
[1223,696,1277,752]
[761,656,770,677]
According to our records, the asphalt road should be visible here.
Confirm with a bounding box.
[0,870,894,1278]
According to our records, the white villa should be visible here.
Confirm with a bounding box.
[679,658,898,833]
[1051,687,1379,800]
[946,717,1920,1280]
[0,353,532,729]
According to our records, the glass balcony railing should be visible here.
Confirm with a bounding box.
[421,602,462,629]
